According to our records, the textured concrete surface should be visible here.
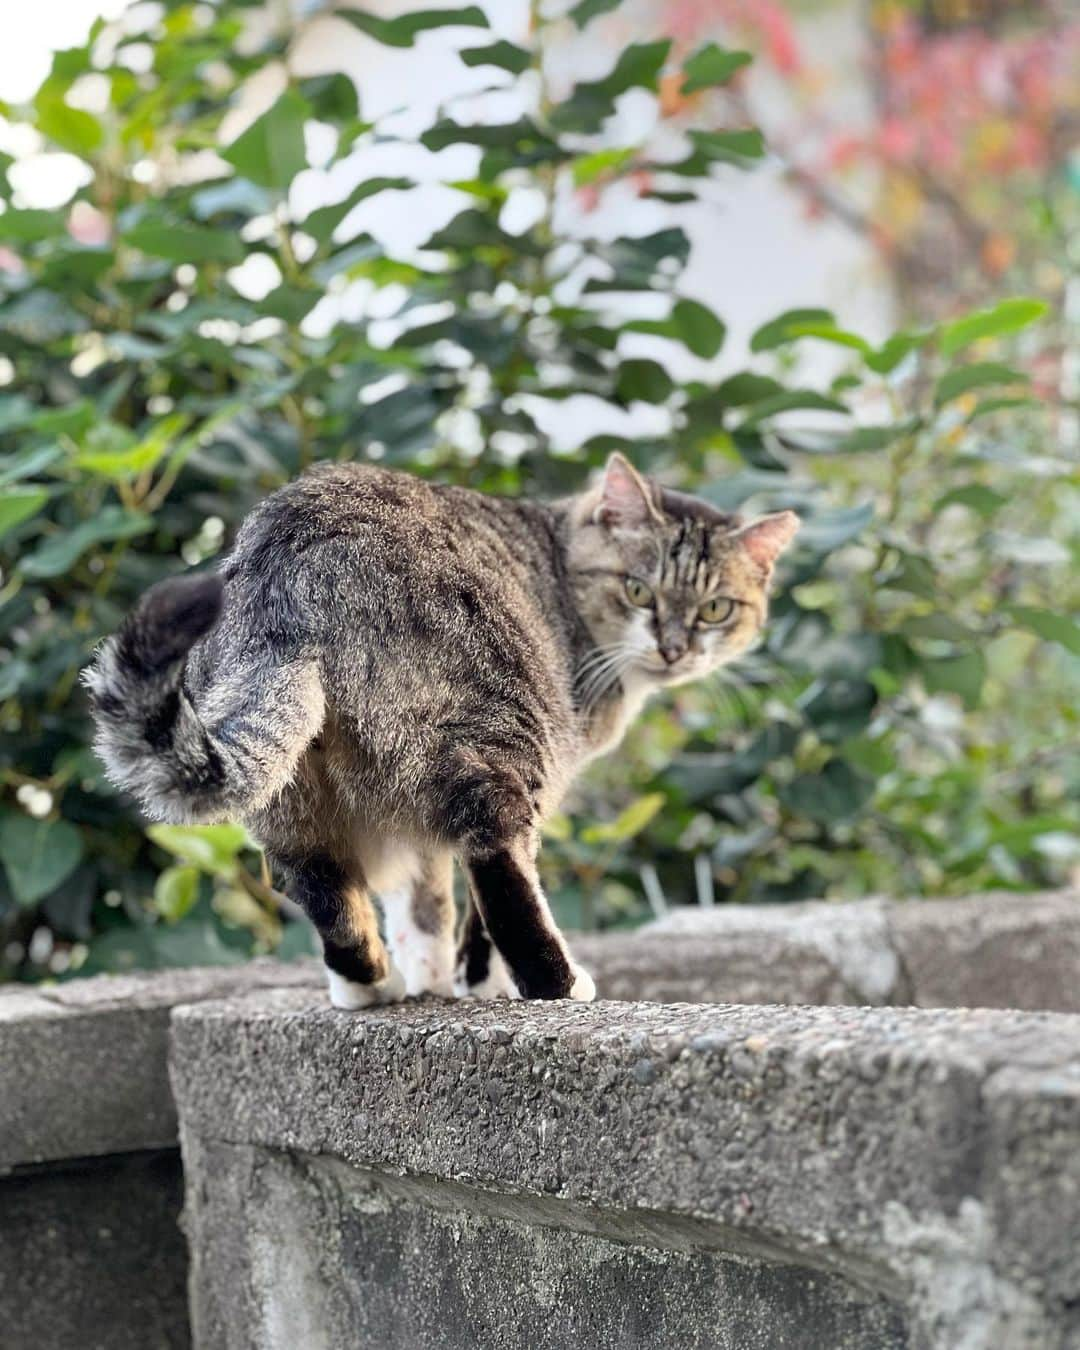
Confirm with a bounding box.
[172,992,1080,1349]
[617,888,1080,1010]
[0,960,319,1168]
[184,1140,908,1350]
[0,1149,188,1350]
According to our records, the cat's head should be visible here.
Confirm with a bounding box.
[565,453,799,697]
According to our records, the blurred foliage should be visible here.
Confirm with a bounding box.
[650,0,1080,324]
[0,0,1077,982]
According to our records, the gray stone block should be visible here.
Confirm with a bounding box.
[171,992,1080,1349]
[0,1149,188,1350]
[610,888,1080,1011]
[0,960,319,1169]
[184,1139,908,1350]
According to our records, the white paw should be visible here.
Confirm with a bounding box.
[326,962,407,1010]
[567,964,596,1002]
[453,949,521,1000]
[395,942,457,998]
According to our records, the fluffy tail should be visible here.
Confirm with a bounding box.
[84,573,324,824]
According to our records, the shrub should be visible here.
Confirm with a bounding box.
[1,1,1076,979]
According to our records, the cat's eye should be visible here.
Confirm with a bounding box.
[699,596,735,625]
[624,576,653,608]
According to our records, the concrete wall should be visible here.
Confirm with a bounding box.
[2,889,1079,1349]
[171,991,1080,1349]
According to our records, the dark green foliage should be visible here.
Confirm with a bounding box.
[0,1,1075,980]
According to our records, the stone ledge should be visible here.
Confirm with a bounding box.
[170,992,1080,1349]
[577,888,1080,1009]
[0,960,319,1169]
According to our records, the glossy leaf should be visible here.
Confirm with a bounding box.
[337,6,488,47]
[934,362,1028,406]
[568,0,620,26]
[940,298,1048,357]
[1008,607,1080,657]
[459,41,530,74]
[0,486,48,540]
[123,221,245,265]
[20,507,152,579]
[222,89,310,189]
[681,43,753,93]
[0,812,84,907]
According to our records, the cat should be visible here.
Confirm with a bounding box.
[85,453,798,1006]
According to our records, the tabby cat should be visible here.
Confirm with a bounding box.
[86,454,798,1005]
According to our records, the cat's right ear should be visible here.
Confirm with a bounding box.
[594,453,659,528]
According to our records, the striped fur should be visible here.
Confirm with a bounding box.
[84,455,797,1002]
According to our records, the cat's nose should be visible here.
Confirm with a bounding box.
[659,642,686,666]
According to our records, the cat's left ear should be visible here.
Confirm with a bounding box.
[732,510,800,573]
[595,453,661,528]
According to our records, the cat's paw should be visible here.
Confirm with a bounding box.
[326,962,407,1010]
[566,964,596,1002]
[453,950,521,1000]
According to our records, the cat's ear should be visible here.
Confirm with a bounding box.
[732,511,800,573]
[595,453,659,528]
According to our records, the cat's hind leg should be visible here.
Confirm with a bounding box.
[380,853,457,998]
[453,897,520,999]
[464,834,595,1002]
[273,851,405,1009]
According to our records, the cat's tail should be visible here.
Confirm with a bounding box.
[83,573,324,824]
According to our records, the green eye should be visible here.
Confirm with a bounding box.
[699,596,735,625]
[624,576,653,608]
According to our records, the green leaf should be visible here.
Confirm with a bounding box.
[337,6,488,47]
[715,372,784,406]
[686,127,765,164]
[571,147,637,186]
[624,298,726,358]
[797,678,877,742]
[737,390,848,428]
[935,484,1006,517]
[569,0,620,26]
[551,40,671,132]
[298,73,359,121]
[966,395,1038,422]
[34,93,102,156]
[796,502,874,553]
[154,865,201,924]
[921,650,986,709]
[779,760,874,825]
[863,329,932,375]
[581,793,666,844]
[222,89,310,189]
[940,297,1048,357]
[616,359,675,404]
[751,307,834,352]
[0,812,84,907]
[302,177,412,245]
[681,42,752,93]
[0,486,48,541]
[1008,607,1080,657]
[672,298,725,358]
[459,40,530,75]
[73,414,189,481]
[0,658,31,701]
[146,822,249,875]
[0,445,63,487]
[934,362,1028,406]
[0,208,62,242]
[123,221,245,265]
[19,507,152,579]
